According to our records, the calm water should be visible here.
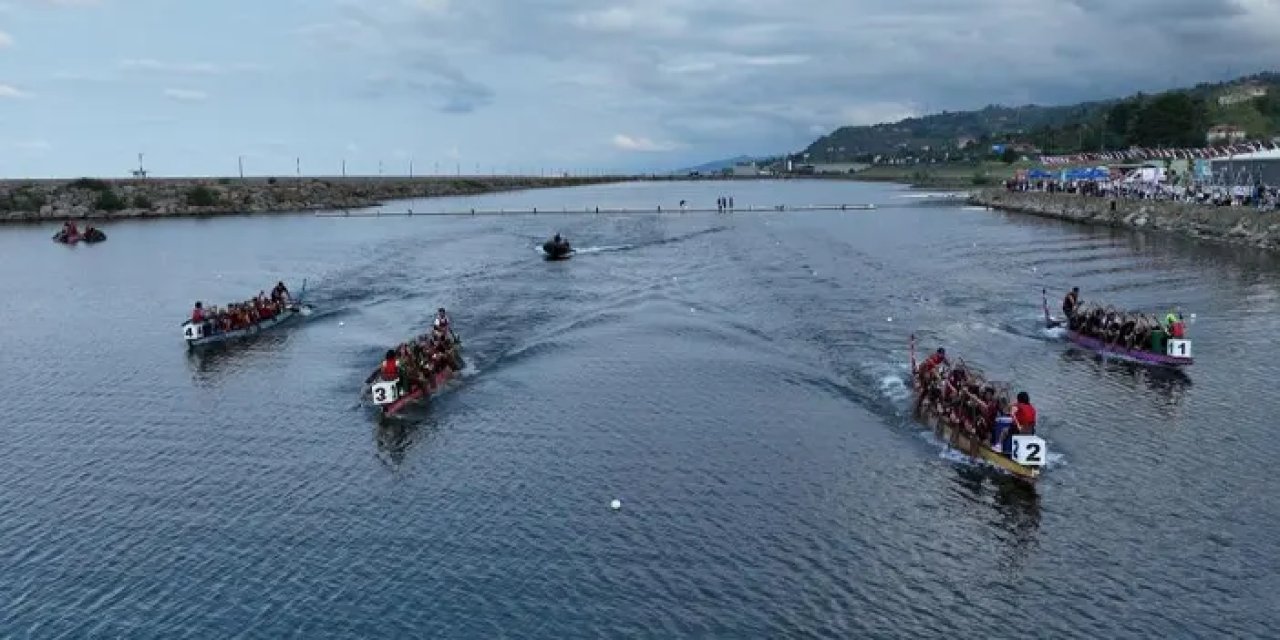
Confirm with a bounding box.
[2,180,1277,638]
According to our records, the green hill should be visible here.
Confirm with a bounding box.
[802,72,1280,163]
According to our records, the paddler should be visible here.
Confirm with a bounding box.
[1062,287,1080,318]
[1165,310,1186,339]
[913,348,948,413]
[379,349,400,382]
[990,397,1014,453]
[1012,391,1037,436]
[919,348,947,378]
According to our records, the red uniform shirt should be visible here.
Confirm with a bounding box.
[1014,403,1037,432]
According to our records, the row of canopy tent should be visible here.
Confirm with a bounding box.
[1024,166,1112,181]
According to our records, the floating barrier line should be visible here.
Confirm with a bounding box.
[314,203,877,217]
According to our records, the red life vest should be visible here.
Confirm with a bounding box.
[1014,403,1037,432]
[381,358,398,379]
[192,308,204,322]
[1170,321,1185,339]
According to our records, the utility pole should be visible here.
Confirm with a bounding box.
[296,157,301,183]
[137,152,146,179]
[379,160,383,177]
[455,161,460,176]
[238,155,244,179]
[409,159,414,178]
[342,159,346,177]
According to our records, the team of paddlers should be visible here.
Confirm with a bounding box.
[376,308,463,394]
[54,221,105,243]
[914,347,1037,458]
[189,281,293,334]
[1060,286,1186,353]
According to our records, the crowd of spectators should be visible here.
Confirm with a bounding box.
[1005,173,1279,212]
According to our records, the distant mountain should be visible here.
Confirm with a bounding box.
[676,155,766,174]
[801,71,1280,162]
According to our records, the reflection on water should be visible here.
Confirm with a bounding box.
[374,418,441,470]
[1056,348,1192,414]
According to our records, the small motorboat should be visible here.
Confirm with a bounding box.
[542,234,573,260]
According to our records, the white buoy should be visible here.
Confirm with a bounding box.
[338,321,345,327]
[1032,266,1037,272]
[610,499,621,510]
[1190,313,1197,320]
[887,317,893,322]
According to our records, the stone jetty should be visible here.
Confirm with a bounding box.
[0,175,624,223]
[969,188,1280,251]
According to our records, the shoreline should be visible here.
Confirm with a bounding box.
[0,176,628,224]
[968,188,1280,251]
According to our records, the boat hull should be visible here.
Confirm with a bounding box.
[1065,330,1192,368]
[183,304,307,349]
[542,241,573,259]
[914,401,1040,482]
[369,349,464,417]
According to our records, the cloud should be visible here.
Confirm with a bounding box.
[19,0,99,6]
[121,58,221,75]
[13,139,51,151]
[163,88,207,102]
[0,83,30,98]
[0,31,12,48]
[611,134,679,152]
[287,0,1280,164]
[362,60,494,113]
[118,58,263,75]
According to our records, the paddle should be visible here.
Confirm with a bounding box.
[1041,288,1061,328]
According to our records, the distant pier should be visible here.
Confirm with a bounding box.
[314,203,877,217]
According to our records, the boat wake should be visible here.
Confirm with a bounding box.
[878,374,910,402]
[532,244,633,257]
[574,244,632,255]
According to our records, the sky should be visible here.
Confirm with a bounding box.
[0,0,1278,178]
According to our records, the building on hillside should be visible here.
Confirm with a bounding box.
[1217,85,1268,106]
[731,162,772,177]
[1206,124,1247,144]
[1209,148,1280,185]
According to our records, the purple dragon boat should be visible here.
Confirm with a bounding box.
[1042,289,1193,369]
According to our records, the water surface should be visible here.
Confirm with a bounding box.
[1,180,1276,638]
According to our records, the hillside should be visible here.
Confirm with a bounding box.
[802,72,1280,163]
[677,155,766,174]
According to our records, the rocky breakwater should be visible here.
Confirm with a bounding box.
[0,176,623,223]
[970,188,1280,251]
